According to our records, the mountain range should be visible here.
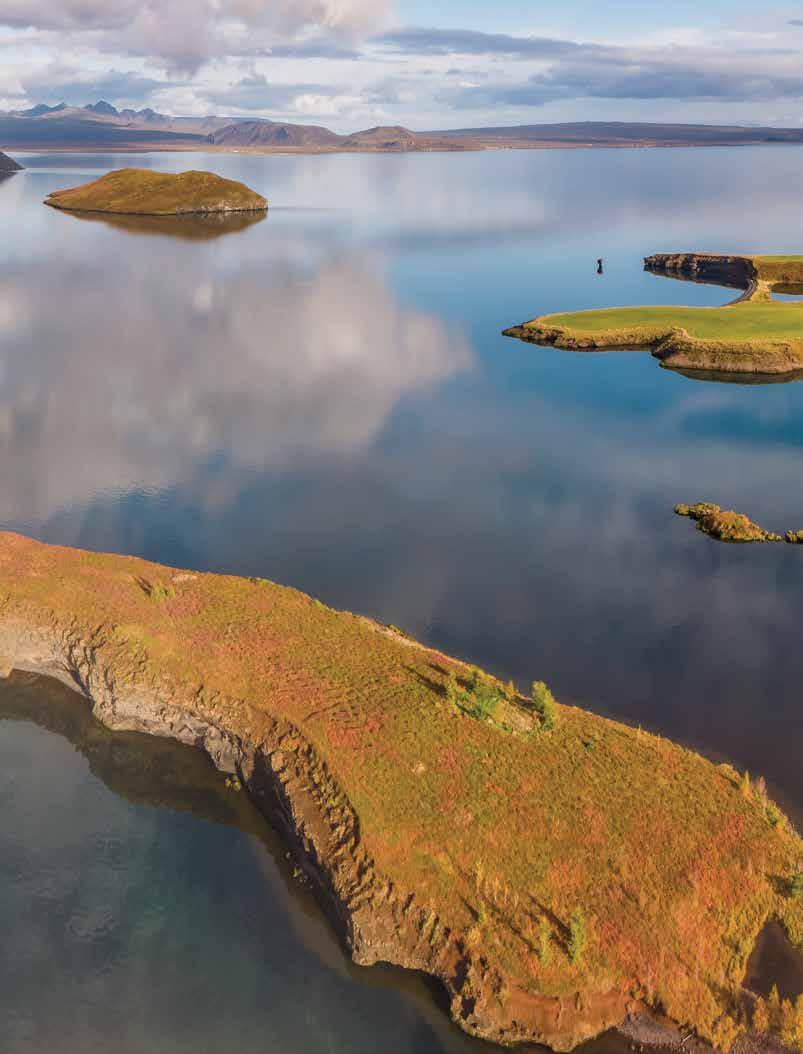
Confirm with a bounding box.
[5,101,803,153]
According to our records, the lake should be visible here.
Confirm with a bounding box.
[1,146,802,1051]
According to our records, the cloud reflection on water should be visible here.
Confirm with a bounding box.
[0,247,472,522]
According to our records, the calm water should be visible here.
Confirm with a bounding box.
[2,146,803,1050]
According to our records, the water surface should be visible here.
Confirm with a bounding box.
[2,146,803,1048]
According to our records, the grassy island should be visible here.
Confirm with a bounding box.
[44,167,267,216]
[505,254,803,376]
[0,532,801,1051]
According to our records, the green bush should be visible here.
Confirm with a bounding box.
[568,908,587,964]
[790,871,803,899]
[539,920,552,965]
[446,667,505,723]
[532,681,558,731]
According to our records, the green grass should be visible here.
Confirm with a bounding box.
[45,168,267,216]
[544,302,803,343]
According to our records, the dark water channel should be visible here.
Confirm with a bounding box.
[2,146,803,1049]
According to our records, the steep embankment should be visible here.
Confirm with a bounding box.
[44,168,267,216]
[0,532,800,1051]
[505,253,803,376]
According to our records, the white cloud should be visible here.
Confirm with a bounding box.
[0,0,393,70]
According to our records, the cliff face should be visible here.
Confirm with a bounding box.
[644,253,757,290]
[0,532,800,1052]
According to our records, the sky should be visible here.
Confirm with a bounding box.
[3,1,803,129]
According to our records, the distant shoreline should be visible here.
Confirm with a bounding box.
[7,111,803,155]
[11,139,803,156]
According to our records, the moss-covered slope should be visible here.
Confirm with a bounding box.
[0,532,800,1050]
[44,168,267,216]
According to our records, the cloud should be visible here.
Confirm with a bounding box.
[199,73,339,112]
[0,0,392,70]
[377,26,585,59]
[376,26,803,109]
[19,68,169,107]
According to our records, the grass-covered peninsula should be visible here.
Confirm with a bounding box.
[0,532,801,1051]
[505,254,803,376]
[44,167,267,216]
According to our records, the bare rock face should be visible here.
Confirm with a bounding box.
[0,150,22,172]
[644,253,757,291]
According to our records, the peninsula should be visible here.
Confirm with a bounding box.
[44,168,267,216]
[505,254,803,376]
[0,532,800,1051]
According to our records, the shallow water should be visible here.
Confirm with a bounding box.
[1,146,803,1049]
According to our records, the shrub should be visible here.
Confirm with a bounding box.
[532,681,558,731]
[765,800,783,829]
[568,908,587,964]
[446,667,505,723]
[739,770,751,797]
[539,920,552,966]
[780,996,803,1050]
[753,997,770,1033]
[790,870,803,899]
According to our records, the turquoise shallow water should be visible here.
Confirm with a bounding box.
[1,146,802,1050]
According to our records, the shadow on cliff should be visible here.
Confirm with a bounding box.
[0,669,269,838]
[0,669,505,1053]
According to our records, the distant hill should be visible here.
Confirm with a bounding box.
[0,114,207,149]
[210,120,474,152]
[0,150,22,172]
[210,120,343,149]
[6,102,803,153]
[434,120,803,147]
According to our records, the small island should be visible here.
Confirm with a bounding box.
[0,532,800,1052]
[675,502,803,545]
[44,167,267,216]
[505,254,803,376]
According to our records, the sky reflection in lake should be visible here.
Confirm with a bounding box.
[2,145,803,824]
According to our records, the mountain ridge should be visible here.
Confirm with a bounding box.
[6,101,803,153]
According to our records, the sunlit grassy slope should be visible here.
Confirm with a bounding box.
[44,168,267,215]
[545,302,803,342]
[0,532,800,1049]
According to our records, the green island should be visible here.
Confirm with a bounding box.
[505,253,803,376]
[0,531,801,1051]
[43,167,267,216]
